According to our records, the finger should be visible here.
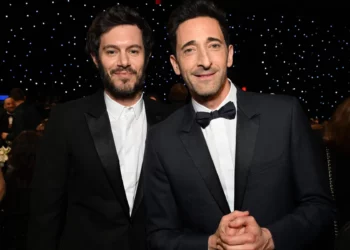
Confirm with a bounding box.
[218,211,250,237]
[217,243,257,250]
[220,232,257,245]
[229,216,257,228]
[223,210,249,222]
[216,244,224,250]
[225,224,246,236]
[217,237,247,250]
[225,227,239,236]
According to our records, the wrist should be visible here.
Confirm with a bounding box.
[262,228,275,250]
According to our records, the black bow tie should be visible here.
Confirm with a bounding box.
[195,101,236,128]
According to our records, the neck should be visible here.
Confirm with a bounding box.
[106,91,142,107]
[192,78,231,110]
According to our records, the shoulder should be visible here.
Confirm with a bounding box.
[47,92,104,132]
[239,91,300,116]
[147,104,188,138]
[51,92,100,116]
[243,91,296,106]
[144,98,176,124]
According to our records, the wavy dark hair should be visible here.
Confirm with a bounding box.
[167,0,230,55]
[9,88,25,101]
[86,4,153,60]
[324,97,350,154]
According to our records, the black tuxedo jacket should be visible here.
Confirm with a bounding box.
[6,101,42,141]
[143,89,334,250]
[0,111,13,147]
[27,89,171,250]
[0,111,13,132]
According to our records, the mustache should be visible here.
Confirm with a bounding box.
[110,67,137,75]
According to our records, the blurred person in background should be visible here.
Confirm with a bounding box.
[0,131,42,250]
[0,97,16,147]
[1,88,42,144]
[322,97,350,250]
[168,82,189,111]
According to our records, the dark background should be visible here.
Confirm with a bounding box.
[0,0,349,120]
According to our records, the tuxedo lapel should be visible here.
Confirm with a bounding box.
[132,98,170,218]
[131,170,143,218]
[131,100,152,218]
[180,105,231,215]
[234,89,260,210]
[85,90,130,218]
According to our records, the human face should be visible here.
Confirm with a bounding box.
[170,17,233,106]
[4,98,15,113]
[92,25,146,100]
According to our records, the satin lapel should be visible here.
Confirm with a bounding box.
[180,105,231,215]
[133,98,172,217]
[131,100,151,218]
[131,169,143,218]
[234,89,260,210]
[85,90,130,218]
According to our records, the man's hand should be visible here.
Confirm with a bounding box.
[217,215,274,250]
[208,211,249,249]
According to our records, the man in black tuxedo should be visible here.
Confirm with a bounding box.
[28,5,170,250]
[0,97,15,146]
[143,1,334,249]
[2,88,42,143]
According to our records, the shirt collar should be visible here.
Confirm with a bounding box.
[192,79,237,112]
[104,91,144,120]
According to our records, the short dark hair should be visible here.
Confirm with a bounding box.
[10,88,25,101]
[86,4,153,60]
[167,0,230,55]
[169,83,188,102]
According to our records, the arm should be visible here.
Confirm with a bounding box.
[0,169,5,201]
[5,111,25,141]
[6,104,42,141]
[143,132,209,250]
[266,97,335,249]
[27,105,69,250]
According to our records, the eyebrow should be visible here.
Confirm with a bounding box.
[180,37,223,50]
[102,44,143,50]
[207,37,222,43]
[181,40,196,50]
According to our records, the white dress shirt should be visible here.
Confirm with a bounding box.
[192,80,237,212]
[104,92,147,215]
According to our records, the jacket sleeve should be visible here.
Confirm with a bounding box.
[27,104,70,250]
[143,130,210,250]
[266,97,335,250]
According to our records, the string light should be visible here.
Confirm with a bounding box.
[0,2,348,118]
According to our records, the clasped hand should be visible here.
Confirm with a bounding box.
[209,211,274,250]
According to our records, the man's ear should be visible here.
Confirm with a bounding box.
[227,45,234,68]
[170,55,181,75]
[91,54,98,68]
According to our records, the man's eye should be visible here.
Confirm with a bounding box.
[184,48,194,54]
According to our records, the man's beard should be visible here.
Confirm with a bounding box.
[97,59,145,99]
